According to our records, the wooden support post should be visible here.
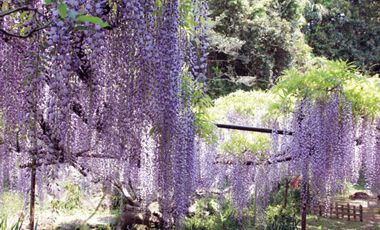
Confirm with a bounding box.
[307,180,310,213]
[359,205,363,222]
[336,202,339,218]
[319,204,322,216]
[353,206,356,220]
[347,203,350,220]
[341,204,344,218]
[29,159,36,230]
[284,178,288,209]
[301,178,308,230]
[253,182,258,226]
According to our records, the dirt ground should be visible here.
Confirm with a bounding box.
[304,191,380,229]
[335,192,380,226]
[343,198,380,224]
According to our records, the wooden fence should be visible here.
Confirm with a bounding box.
[307,202,363,222]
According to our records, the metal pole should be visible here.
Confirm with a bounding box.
[214,123,293,135]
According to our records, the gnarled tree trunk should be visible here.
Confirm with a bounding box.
[117,205,163,230]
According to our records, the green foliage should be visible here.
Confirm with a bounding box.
[205,0,379,96]
[264,206,299,230]
[206,90,282,156]
[303,0,380,76]
[272,59,380,118]
[265,182,301,230]
[267,180,301,210]
[354,168,367,190]
[180,0,207,34]
[303,214,380,230]
[344,77,380,118]
[206,0,312,90]
[207,90,280,123]
[206,75,257,100]
[1,0,109,39]
[54,3,110,27]
[179,68,216,144]
[76,15,108,27]
[63,182,81,209]
[220,131,271,157]
[0,215,24,230]
[183,195,255,230]
[0,192,24,222]
[50,182,81,212]
[273,59,358,100]
[57,3,68,18]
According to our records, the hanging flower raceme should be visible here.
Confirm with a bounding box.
[285,90,380,211]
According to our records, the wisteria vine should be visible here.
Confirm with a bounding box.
[197,84,379,227]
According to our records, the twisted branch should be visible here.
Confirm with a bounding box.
[0,6,41,17]
[0,21,52,38]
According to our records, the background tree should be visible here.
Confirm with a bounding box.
[204,0,379,98]
[303,0,380,75]
[205,0,312,97]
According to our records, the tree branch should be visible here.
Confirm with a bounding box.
[0,21,52,38]
[0,6,40,17]
[18,149,112,170]
[69,160,88,177]
[215,156,293,166]
[77,153,116,159]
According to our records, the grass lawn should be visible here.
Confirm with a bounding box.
[303,214,380,230]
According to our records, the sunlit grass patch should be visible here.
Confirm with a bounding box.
[0,192,24,220]
[303,214,380,230]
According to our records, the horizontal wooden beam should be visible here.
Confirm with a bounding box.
[214,123,293,135]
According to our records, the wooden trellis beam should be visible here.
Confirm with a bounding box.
[214,123,293,135]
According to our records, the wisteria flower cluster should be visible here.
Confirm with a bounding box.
[194,86,379,224]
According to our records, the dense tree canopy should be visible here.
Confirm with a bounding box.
[205,0,379,96]
[206,0,311,93]
[304,0,380,75]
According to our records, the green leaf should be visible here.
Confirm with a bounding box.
[11,23,24,31]
[75,25,86,31]
[19,11,28,20]
[57,3,68,18]
[77,15,102,24]
[148,126,156,136]
[100,22,110,27]
[45,0,52,4]
[23,74,33,87]
[20,27,25,35]
[2,1,8,11]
